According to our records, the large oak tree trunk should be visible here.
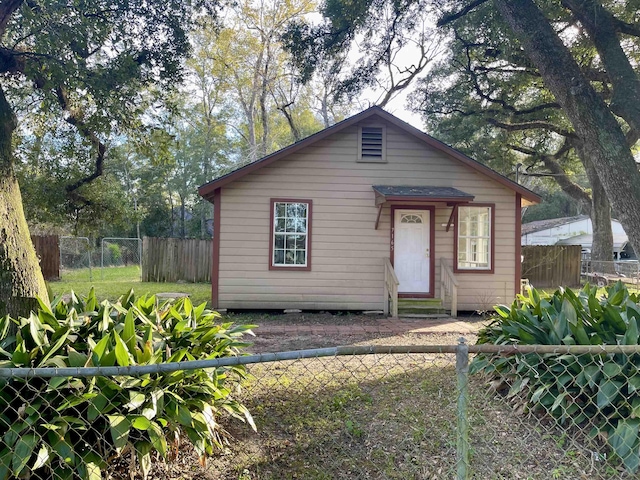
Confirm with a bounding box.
[584,158,614,269]
[494,0,640,257]
[0,87,48,318]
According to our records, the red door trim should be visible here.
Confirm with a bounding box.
[390,205,435,298]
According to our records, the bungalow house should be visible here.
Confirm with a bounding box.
[198,107,540,316]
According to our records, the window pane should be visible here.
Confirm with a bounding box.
[295,219,307,233]
[274,250,284,265]
[285,235,296,250]
[276,203,286,218]
[275,218,285,232]
[285,218,297,233]
[287,203,306,218]
[459,220,467,236]
[295,250,306,265]
[294,235,306,249]
[285,251,295,264]
[275,235,285,249]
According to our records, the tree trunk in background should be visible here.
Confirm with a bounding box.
[495,0,640,257]
[582,156,614,267]
[0,87,48,318]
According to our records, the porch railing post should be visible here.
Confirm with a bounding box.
[456,337,470,480]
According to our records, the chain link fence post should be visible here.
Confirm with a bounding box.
[456,337,470,480]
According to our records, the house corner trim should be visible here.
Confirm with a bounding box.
[212,188,221,308]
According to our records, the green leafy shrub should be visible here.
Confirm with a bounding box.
[0,289,256,480]
[106,243,122,266]
[472,282,640,472]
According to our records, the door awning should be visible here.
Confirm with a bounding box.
[372,185,475,206]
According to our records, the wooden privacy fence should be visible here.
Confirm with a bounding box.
[521,245,582,288]
[142,237,212,283]
[31,235,60,280]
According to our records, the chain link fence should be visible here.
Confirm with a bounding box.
[100,237,142,279]
[58,236,92,281]
[4,344,640,479]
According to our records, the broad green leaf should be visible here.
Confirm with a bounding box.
[561,298,577,326]
[38,327,70,367]
[107,415,130,454]
[67,347,88,367]
[603,363,623,378]
[136,441,153,480]
[183,297,193,317]
[625,318,639,345]
[113,330,131,367]
[131,416,151,430]
[123,309,136,353]
[609,419,640,472]
[88,393,111,422]
[28,313,47,347]
[629,376,640,394]
[12,434,37,476]
[177,405,192,427]
[583,364,601,388]
[597,379,623,409]
[147,421,168,456]
[0,448,11,480]
[551,393,566,413]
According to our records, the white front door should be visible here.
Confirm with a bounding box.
[394,209,431,294]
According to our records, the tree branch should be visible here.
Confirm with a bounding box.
[437,0,489,27]
[509,141,592,213]
[487,118,577,138]
[55,86,106,193]
[0,0,23,38]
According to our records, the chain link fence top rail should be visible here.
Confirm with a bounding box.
[3,344,640,480]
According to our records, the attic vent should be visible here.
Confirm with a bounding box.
[358,126,386,163]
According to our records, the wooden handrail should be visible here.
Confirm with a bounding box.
[384,258,399,317]
[440,258,458,317]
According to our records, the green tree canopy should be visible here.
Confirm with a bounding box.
[0,0,216,317]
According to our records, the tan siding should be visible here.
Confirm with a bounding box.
[217,118,517,311]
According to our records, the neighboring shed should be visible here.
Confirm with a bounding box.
[198,106,540,315]
[522,215,635,259]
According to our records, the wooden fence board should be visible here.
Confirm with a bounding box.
[31,235,60,280]
[142,237,212,283]
[522,245,582,288]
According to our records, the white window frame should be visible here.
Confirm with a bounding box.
[456,205,493,271]
[270,199,311,269]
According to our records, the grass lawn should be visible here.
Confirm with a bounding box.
[48,266,212,306]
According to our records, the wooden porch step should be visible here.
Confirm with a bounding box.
[398,298,448,316]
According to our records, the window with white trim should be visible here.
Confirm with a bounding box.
[457,206,492,270]
[272,201,310,267]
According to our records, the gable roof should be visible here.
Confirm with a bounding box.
[198,106,541,204]
[521,215,590,235]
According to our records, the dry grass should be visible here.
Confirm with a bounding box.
[146,330,619,480]
[106,313,625,479]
